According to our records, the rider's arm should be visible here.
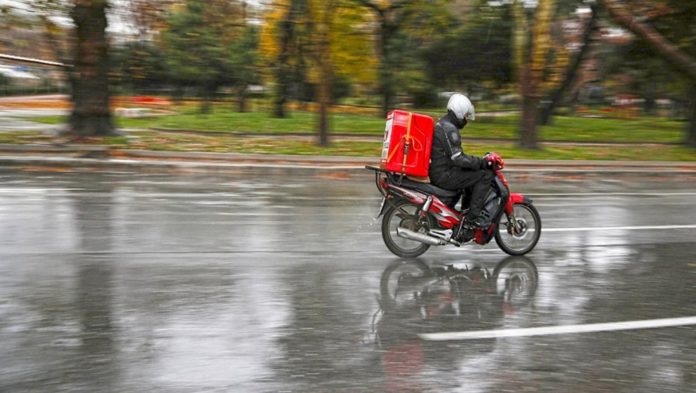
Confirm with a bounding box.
[443,125,486,170]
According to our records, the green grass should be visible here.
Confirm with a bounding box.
[127,132,696,160]
[28,109,387,135]
[470,115,685,143]
[0,131,54,144]
[27,106,688,144]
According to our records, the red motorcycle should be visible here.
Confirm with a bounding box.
[366,153,541,258]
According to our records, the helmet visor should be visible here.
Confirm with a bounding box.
[467,107,475,121]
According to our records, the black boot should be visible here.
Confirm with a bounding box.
[456,217,480,242]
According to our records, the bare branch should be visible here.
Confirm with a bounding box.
[352,0,382,13]
[598,0,696,80]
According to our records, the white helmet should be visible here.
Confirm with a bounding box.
[447,93,475,121]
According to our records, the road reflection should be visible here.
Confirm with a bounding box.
[70,179,119,391]
[372,256,538,392]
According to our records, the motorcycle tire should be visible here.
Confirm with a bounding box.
[494,202,541,256]
[381,199,432,258]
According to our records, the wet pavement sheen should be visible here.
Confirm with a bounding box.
[0,169,695,392]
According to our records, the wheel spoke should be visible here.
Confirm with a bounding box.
[382,200,431,258]
[495,203,541,256]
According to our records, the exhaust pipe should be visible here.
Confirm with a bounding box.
[396,227,445,246]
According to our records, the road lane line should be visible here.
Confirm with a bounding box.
[357,224,696,235]
[529,192,696,197]
[544,225,696,232]
[419,316,696,341]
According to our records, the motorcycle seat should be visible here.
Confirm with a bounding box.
[399,178,460,198]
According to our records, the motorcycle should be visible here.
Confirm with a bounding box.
[366,152,541,258]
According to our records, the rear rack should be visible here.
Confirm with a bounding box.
[364,165,389,173]
[365,165,392,196]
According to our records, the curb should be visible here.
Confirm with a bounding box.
[0,144,695,175]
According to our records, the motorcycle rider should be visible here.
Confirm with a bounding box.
[429,93,495,240]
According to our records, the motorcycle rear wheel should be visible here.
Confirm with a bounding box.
[381,199,432,258]
[494,202,541,256]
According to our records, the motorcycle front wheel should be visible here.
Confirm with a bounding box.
[381,199,432,258]
[494,202,541,256]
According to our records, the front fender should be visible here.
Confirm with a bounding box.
[505,193,532,215]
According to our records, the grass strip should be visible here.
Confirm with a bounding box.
[25,108,687,144]
[1,130,695,161]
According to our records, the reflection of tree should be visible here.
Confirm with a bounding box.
[70,179,118,389]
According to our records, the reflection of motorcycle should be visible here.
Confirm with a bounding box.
[370,257,538,392]
[377,256,538,326]
[366,153,541,258]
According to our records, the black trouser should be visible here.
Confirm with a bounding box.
[432,169,494,222]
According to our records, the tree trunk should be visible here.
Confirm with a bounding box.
[200,100,211,114]
[273,16,293,118]
[644,95,656,116]
[69,0,114,137]
[377,19,392,118]
[354,1,394,117]
[199,85,214,114]
[237,85,247,113]
[520,70,540,149]
[517,0,555,149]
[511,0,528,87]
[540,4,598,125]
[315,0,334,147]
[273,89,287,118]
[317,74,331,147]
[687,84,696,147]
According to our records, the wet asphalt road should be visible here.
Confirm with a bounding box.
[0,169,695,393]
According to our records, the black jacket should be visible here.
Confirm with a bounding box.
[429,112,485,182]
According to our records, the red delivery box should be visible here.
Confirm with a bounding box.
[380,110,434,177]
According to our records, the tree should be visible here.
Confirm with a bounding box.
[229,26,260,113]
[69,0,115,136]
[261,0,373,143]
[513,0,556,149]
[124,0,180,41]
[423,1,513,93]
[540,3,600,125]
[262,0,310,118]
[352,0,451,116]
[309,0,335,146]
[307,0,376,145]
[162,0,250,113]
[598,0,696,146]
[112,41,168,92]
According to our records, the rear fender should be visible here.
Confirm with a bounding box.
[388,184,428,205]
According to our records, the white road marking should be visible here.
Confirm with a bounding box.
[419,316,696,341]
[544,225,696,232]
[529,192,696,197]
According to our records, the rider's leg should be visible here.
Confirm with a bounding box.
[435,169,494,240]
[464,170,495,224]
